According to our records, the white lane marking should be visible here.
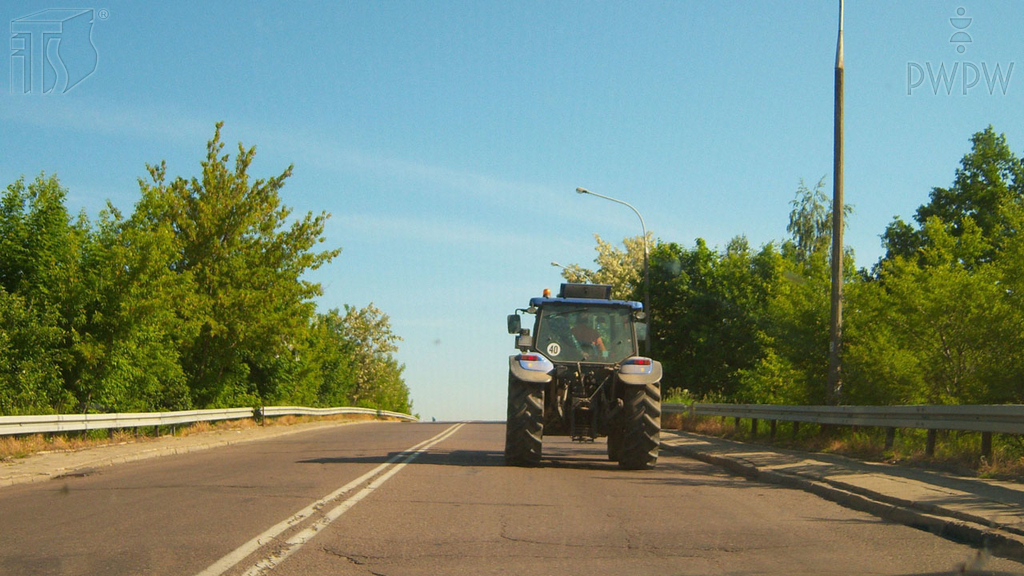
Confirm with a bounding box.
[196,423,465,576]
[240,422,465,576]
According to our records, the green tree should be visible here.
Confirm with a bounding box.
[73,204,195,411]
[990,201,1024,402]
[783,176,854,271]
[881,126,1023,266]
[641,237,778,399]
[0,175,92,411]
[771,178,856,404]
[859,127,1024,405]
[336,303,411,413]
[1,130,414,416]
[303,310,359,407]
[134,123,340,407]
[851,218,1015,404]
[0,288,70,414]
[559,233,650,301]
[786,177,832,263]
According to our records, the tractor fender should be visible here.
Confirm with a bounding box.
[617,360,663,386]
[509,356,554,384]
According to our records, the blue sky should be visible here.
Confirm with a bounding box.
[3,1,1023,421]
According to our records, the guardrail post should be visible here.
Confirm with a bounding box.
[734,417,741,430]
[926,429,937,457]
[793,421,800,438]
[885,427,895,450]
[769,420,777,440]
[751,418,758,436]
[981,432,993,460]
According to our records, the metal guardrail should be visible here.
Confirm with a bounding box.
[0,406,417,436]
[662,403,1024,435]
[259,406,417,421]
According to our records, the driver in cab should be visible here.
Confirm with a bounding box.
[572,312,606,354]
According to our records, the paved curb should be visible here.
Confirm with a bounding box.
[0,418,377,489]
[663,439,1024,563]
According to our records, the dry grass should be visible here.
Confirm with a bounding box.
[0,428,155,461]
[661,412,683,430]
[665,414,736,437]
[979,456,1024,479]
[692,416,734,436]
[0,412,384,462]
[819,433,888,460]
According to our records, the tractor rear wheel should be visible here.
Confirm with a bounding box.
[504,373,544,466]
[618,382,661,470]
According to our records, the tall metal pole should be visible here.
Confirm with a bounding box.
[828,0,845,404]
[641,240,650,357]
[576,187,651,356]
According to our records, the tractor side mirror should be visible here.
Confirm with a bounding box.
[507,314,521,334]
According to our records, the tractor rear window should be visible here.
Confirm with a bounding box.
[534,304,635,363]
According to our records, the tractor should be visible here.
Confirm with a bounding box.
[505,283,662,469]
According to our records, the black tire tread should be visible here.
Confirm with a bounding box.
[618,382,661,470]
[504,373,544,466]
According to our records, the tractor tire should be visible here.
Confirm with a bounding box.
[618,382,661,470]
[504,373,544,466]
[607,427,623,461]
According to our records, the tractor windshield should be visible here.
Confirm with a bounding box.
[534,304,636,363]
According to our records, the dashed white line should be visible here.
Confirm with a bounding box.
[196,422,465,576]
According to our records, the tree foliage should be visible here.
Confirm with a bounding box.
[882,126,1024,267]
[560,233,650,301]
[0,125,412,415]
[563,126,1024,407]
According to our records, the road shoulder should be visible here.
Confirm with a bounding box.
[0,419,374,489]
[662,429,1024,563]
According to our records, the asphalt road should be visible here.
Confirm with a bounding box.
[0,421,1020,576]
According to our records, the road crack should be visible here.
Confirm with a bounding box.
[321,545,369,565]
[321,545,393,574]
[499,522,623,549]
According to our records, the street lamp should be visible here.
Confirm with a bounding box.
[575,187,651,356]
[551,261,565,269]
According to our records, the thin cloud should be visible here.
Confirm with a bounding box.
[0,98,211,146]
[245,125,587,218]
[3,100,634,233]
[331,212,569,252]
